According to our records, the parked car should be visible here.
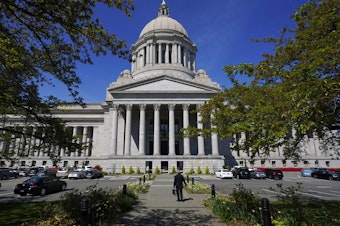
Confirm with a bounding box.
[0,168,10,180]
[311,169,340,180]
[18,168,30,177]
[264,169,283,180]
[215,169,233,179]
[14,176,67,196]
[9,169,19,178]
[232,167,250,179]
[56,167,70,178]
[300,168,326,177]
[68,170,86,179]
[85,169,103,179]
[250,169,266,179]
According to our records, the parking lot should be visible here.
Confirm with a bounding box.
[1,172,340,203]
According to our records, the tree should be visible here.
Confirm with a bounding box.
[186,0,339,160]
[0,0,134,163]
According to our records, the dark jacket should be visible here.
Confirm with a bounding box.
[174,173,186,189]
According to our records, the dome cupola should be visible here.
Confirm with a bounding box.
[130,1,197,80]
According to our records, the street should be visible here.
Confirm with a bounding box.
[1,172,340,203]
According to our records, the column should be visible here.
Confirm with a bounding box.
[139,104,146,155]
[146,44,150,64]
[72,127,77,157]
[211,113,219,155]
[197,105,205,155]
[158,43,162,64]
[172,43,177,63]
[82,126,88,157]
[183,49,187,67]
[182,104,190,155]
[153,104,160,155]
[178,44,182,64]
[110,105,118,156]
[124,104,132,156]
[165,44,169,63]
[168,104,176,155]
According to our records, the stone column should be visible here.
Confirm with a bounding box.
[146,44,150,64]
[172,43,177,63]
[72,127,77,157]
[82,126,88,157]
[182,104,190,155]
[168,104,176,155]
[178,44,182,65]
[153,104,160,155]
[211,113,219,155]
[165,44,169,63]
[111,105,118,156]
[197,105,205,155]
[158,43,162,64]
[124,104,132,156]
[183,49,187,67]
[139,104,146,155]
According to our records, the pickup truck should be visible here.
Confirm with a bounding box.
[215,169,233,179]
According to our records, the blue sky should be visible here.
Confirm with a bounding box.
[42,0,307,103]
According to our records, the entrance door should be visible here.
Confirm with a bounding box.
[161,141,168,155]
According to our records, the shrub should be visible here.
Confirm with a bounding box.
[205,166,209,174]
[121,165,126,174]
[185,181,210,194]
[188,167,194,174]
[39,184,138,226]
[128,166,134,174]
[171,166,176,174]
[136,166,141,174]
[197,166,202,174]
[204,183,262,225]
[154,166,160,174]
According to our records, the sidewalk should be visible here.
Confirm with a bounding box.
[117,174,226,226]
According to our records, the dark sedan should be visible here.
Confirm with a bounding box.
[14,176,67,196]
[264,169,283,180]
[232,167,251,179]
[311,169,340,181]
[85,169,103,179]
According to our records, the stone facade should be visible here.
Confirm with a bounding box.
[1,2,339,172]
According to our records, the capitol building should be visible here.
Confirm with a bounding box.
[2,1,339,172]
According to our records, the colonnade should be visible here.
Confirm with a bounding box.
[131,42,196,72]
[110,103,219,156]
[0,126,93,158]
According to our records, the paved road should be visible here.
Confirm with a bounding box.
[194,172,340,201]
[0,176,139,203]
[1,173,340,203]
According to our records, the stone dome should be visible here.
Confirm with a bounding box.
[139,16,188,38]
[139,1,188,38]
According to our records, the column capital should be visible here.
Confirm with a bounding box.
[168,104,176,111]
[126,104,133,110]
[139,104,146,111]
[112,104,119,111]
[153,104,161,111]
[182,104,190,111]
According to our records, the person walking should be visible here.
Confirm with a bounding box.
[173,172,187,201]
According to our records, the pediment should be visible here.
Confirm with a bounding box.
[108,76,220,93]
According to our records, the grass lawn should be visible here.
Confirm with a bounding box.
[0,201,52,225]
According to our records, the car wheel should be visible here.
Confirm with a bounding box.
[329,176,334,180]
[40,188,47,196]
[20,193,27,196]
[237,175,240,179]
[61,184,67,191]
[312,174,318,178]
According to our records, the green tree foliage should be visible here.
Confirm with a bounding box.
[186,0,339,160]
[0,0,134,161]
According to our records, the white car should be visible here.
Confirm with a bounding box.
[215,169,233,179]
[56,167,69,178]
[68,170,85,179]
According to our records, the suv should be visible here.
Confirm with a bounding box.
[264,169,283,180]
[232,167,250,179]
